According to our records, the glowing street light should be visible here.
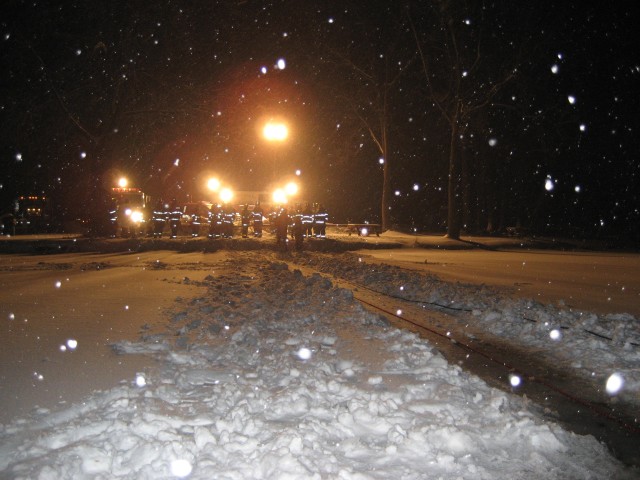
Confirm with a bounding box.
[263,121,288,142]
[262,120,289,182]
[118,177,128,188]
[284,181,298,196]
[207,177,221,192]
[219,187,233,204]
[272,188,287,205]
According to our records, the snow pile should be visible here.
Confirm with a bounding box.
[294,253,640,407]
[0,251,634,479]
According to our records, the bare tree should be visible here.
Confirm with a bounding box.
[408,1,517,239]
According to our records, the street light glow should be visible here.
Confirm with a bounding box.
[263,122,288,142]
[207,177,221,192]
[284,181,298,196]
[273,188,287,204]
[219,187,233,204]
[118,177,128,188]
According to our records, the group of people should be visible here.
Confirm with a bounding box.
[111,199,328,242]
[273,203,328,249]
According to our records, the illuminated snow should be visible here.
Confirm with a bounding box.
[0,251,636,479]
[606,373,624,395]
[170,459,192,478]
[135,374,146,387]
[296,347,312,360]
[545,178,555,191]
[549,329,562,341]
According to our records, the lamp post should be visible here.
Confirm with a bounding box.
[262,120,288,181]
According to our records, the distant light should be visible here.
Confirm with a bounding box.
[509,374,522,387]
[276,58,286,70]
[545,178,555,192]
[551,64,559,74]
[130,210,143,223]
[568,95,576,105]
[488,138,497,147]
[272,188,287,204]
[263,122,288,142]
[207,178,221,192]
[284,181,298,196]
[605,372,624,395]
[220,187,233,203]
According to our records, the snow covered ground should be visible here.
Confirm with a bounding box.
[294,251,640,408]
[0,245,637,479]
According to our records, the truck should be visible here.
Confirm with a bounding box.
[109,186,149,237]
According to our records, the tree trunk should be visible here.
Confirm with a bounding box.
[380,89,391,232]
[446,112,462,239]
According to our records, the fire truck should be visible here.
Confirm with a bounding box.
[109,185,149,237]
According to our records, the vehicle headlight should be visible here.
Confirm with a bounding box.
[130,210,144,223]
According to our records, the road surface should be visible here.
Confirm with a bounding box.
[0,251,214,423]
[354,248,640,317]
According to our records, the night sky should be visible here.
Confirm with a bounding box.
[1,1,639,239]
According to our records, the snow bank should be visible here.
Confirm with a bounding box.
[0,252,634,479]
[293,252,640,408]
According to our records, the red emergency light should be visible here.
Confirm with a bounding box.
[112,187,142,193]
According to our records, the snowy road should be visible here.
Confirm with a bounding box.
[0,251,216,423]
[0,245,638,478]
[352,248,640,317]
